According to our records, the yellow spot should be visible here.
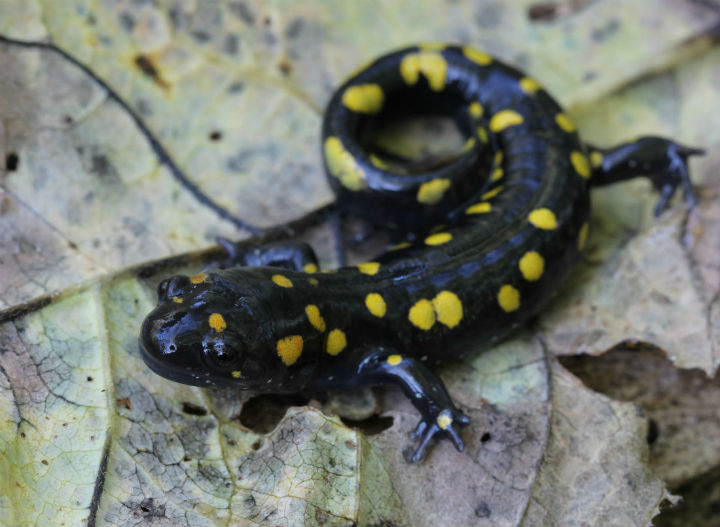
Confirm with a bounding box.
[555,113,576,132]
[463,137,476,152]
[432,291,463,328]
[495,151,504,165]
[272,274,293,288]
[369,153,390,170]
[462,47,492,66]
[578,222,589,251]
[420,42,446,51]
[491,167,504,182]
[324,136,368,191]
[571,151,591,178]
[342,83,384,113]
[208,313,227,332]
[425,232,453,246]
[436,411,453,430]
[590,151,603,168]
[308,278,319,286]
[326,329,347,355]
[528,208,558,230]
[519,77,541,94]
[469,102,484,118]
[466,202,492,215]
[303,263,318,274]
[365,293,387,318]
[518,251,545,281]
[497,285,521,313]
[417,178,451,205]
[490,110,524,132]
[190,273,207,284]
[399,51,448,91]
[171,297,183,304]
[408,299,436,330]
[231,370,242,379]
[357,262,380,275]
[477,126,489,144]
[390,241,412,251]
[386,354,403,366]
[481,186,503,200]
[305,304,326,331]
[277,335,303,366]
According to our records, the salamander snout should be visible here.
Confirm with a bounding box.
[157,275,191,301]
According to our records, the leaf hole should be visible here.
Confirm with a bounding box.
[340,414,394,436]
[5,152,19,171]
[209,130,223,141]
[238,393,310,434]
[480,432,491,443]
[181,402,208,416]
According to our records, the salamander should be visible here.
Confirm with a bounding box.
[139,44,703,462]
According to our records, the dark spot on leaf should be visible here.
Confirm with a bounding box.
[263,16,272,26]
[224,34,239,55]
[86,13,96,25]
[278,59,292,75]
[183,454,192,462]
[63,115,73,125]
[119,12,135,31]
[239,393,309,434]
[647,418,659,445]
[315,508,328,525]
[90,154,120,182]
[86,376,93,382]
[591,18,620,42]
[116,397,132,410]
[135,54,158,78]
[181,402,208,416]
[191,30,210,42]
[228,81,245,94]
[137,497,166,519]
[41,459,48,465]
[345,440,357,450]
[135,55,169,89]
[251,438,263,450]
[243,494,256,508]
[475,501,491,518]
[209,130,223,141]
[20,432,25,438]
[481,432,491,442]
[6,152,19,172]
[68,241,78,250]
[341,414,394,436]
[527,2,562,21]
[229,2,255,25]
[285,18,305,38]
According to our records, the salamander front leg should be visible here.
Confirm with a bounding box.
[588,137,704,216]
[311,348,470,462]
[216,238,319,272]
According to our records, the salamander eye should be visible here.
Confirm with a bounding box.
[157,275,191,301]
[202,336,243,370]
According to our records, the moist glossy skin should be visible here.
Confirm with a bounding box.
[140,44,701,462]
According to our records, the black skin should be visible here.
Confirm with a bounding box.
[140,44,703,463]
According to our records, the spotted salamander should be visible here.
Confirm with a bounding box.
[140,44,703,462]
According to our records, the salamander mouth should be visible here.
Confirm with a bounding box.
[138,336,218,387]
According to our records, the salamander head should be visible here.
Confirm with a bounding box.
[139,269,302,390]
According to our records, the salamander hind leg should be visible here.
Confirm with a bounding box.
[588,137,704,216]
